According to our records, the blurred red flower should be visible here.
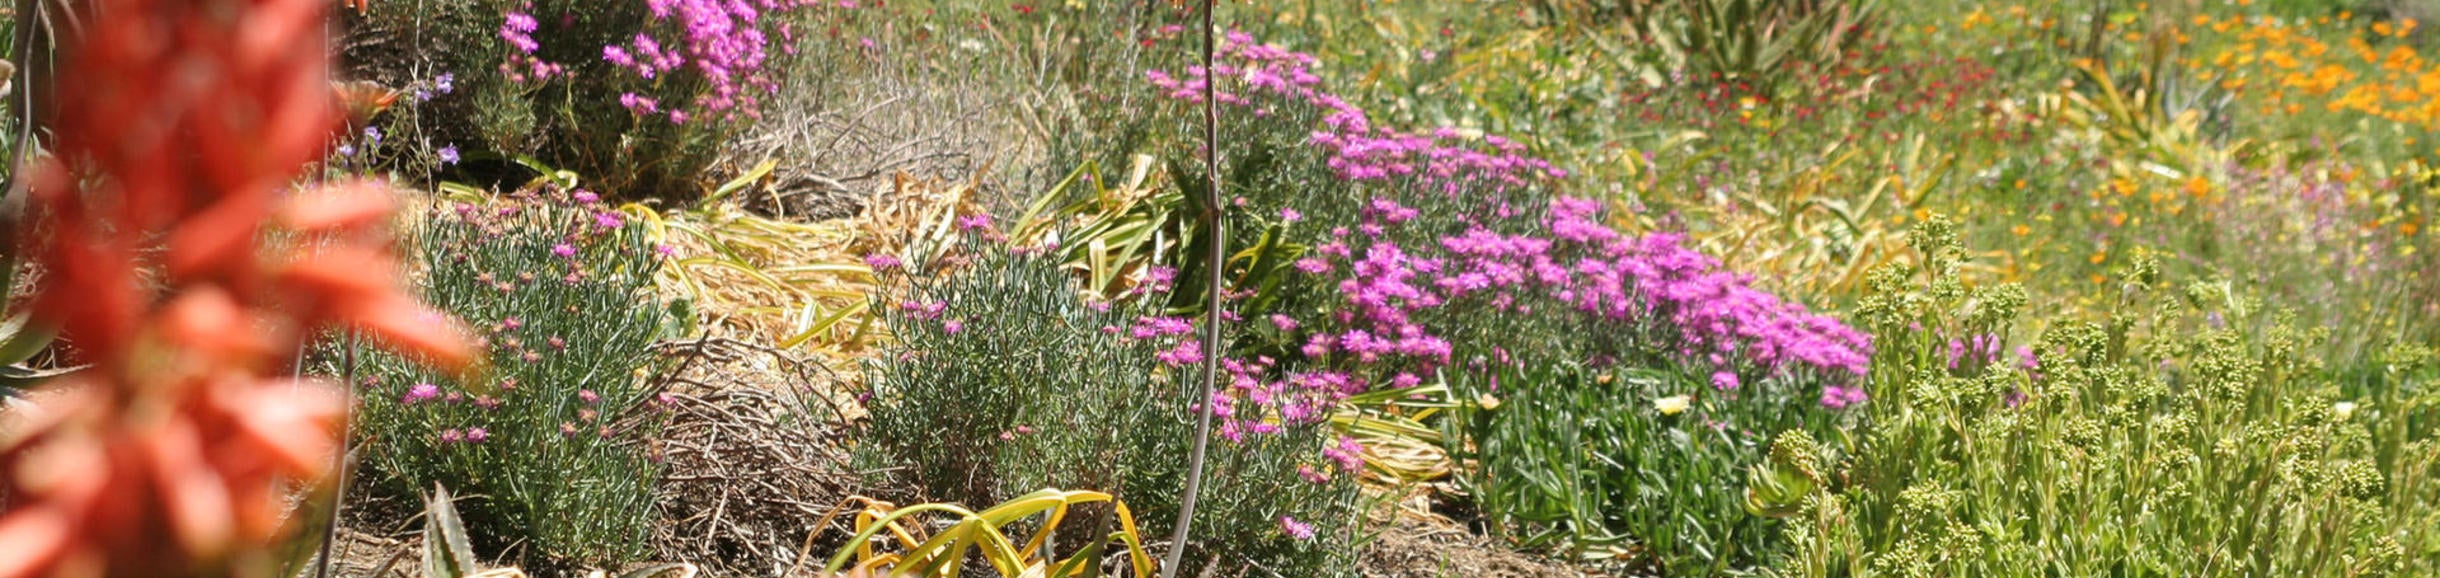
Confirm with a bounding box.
[0,0,470,576]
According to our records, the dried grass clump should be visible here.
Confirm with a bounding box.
[634,172,975,376]
[645,337,878,577]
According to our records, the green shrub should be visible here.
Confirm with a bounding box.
[1450,356,1850,574]
[340,190,679,566]
[1773,220,2440,577]
[861,225,1365,576]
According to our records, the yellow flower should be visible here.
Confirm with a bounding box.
[1655,395,1691,416]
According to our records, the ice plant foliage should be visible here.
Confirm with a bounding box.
[0,0,472,575]
[347,189,676,564]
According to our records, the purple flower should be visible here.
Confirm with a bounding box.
[437,144,460,165]
[402,383,441,405]
[435,73,455,94]
[1293,257,1331,274]
[573,190,601,204]
[619,93,661,115]
[465,427,490,443]
[579,389,601,404]
[1323,436,1364,472]
[1297,464,1328,484]
[551,243,577,258]
[864,254,902,271]
[500,12,542,53]
[1277,516,1317,541]
[956,213,995,231]
[1819,385,1869,409]
[943,319,965,334]
[440,429,465,444]
[594,211,625,229]
[603,45,636,68]
[1154,340,1202,366]
[1140,266,1178,293]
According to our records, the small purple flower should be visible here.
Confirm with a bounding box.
[1141,266,1179,293]
[402,383,441,405]
[579,389,601,404]
[437,144,460,166]
[551,243,577,258]
[594,211,625,230]
[619,93,661,115]
[1297,464,1328,484]
[1710,370,1739,390]
[603,45,636,68]
[864,254,902,271]
[1323,436,1364,472]
[943,320,965,334]
[465,427,490,443]
[335,143,356,157]
[440,429,465,444]
[1277,516,1316,541]
[956,213,995,231]
[364,126,382,145]
[435,73,455,94]
[573,190,601,204]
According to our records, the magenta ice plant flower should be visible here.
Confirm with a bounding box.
[402,383,441,405]
[1278,516,1317,541]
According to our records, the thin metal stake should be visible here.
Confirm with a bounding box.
[1161,0,1223,575]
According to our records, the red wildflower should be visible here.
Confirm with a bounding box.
[0,0,471,575]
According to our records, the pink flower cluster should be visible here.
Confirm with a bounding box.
[601,0,822,122]
[499,9,564,81]
[1285,194,1870,403]
[1147,32,1567,195]
[1144,32,1872,416]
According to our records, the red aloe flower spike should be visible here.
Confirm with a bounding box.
[1,0,470,575]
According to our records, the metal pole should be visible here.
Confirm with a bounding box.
[1159,0,1223,575]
